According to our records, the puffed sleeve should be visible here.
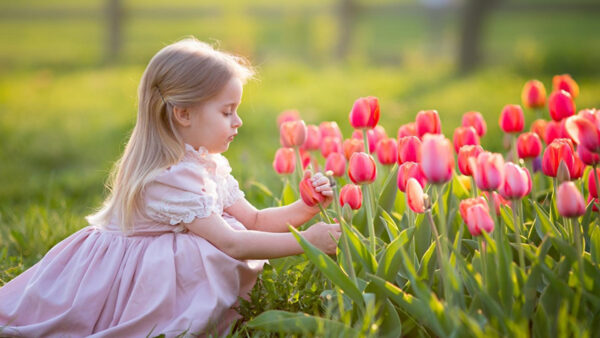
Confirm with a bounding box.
[222,174,245,208]
[143,162,218,225]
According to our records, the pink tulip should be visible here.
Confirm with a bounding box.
[339,184,363,210]
[466,204,495,236]
[376,137,398,165]
[343,138,364,160]
[273,148,296,175]
[552,74,579,99]
[544,119,569,145]
[299,148,312,169]
[458,145,484,176]
[578,143,600,166]
[302,124,321,151]
[499,163,532,200]
[277,109,300,127]
[325,152,346,177]
[406,178,425,213]
[548,90,576,122]
[461,111,487,137]
[420,134,454,184]
[397,162,427,192]
[459,197,488,224]
[319,121,343,140]
[398,136,422,164]
[367,125,387,152]
[453,126,480,153]
[565,115,600,154]
[348,152,377,185]
[320,136,342,159]
[470,151,504,191]
[542,138,575,178]
[522,80,546,109]
[517,132,542,159]
[280,120,307,148]
[499,104,525,133]
[556,181,585,218]
[349,96,380,129]
[588,168,600,198]
[299,171,326,207]
[416,110,442,137]
[397,122,418,138]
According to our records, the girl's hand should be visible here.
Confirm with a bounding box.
[310,171,334,208]
[302,222,341,255]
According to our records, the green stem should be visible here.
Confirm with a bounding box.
[362,129,371,156]
[571,217,585,318]
[436,184,448,258]
[294,147,305,183]
[425,209,450,304]
[364,184,376,255]
[478,237,487,288]
[471,176,478,198]
[593,163,600,209]
[331,182,357,284]
[511,134,518,164]
[512,200,526,271]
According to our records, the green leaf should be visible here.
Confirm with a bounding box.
[379,209,400,240]
[290,227,364,311]
[533,202,561,238]
[590,226,600,265]
[345,222,377,274]
[417,240,437,281]
[282,180,295,206]
[376,227,414,282]
[247,310,360,336]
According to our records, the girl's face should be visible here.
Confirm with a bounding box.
[186,77,243,153]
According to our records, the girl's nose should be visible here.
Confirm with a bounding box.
[233,113,243,128]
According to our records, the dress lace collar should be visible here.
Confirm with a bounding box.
[183,144,231,176]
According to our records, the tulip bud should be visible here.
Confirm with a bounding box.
[459,197,488,223]
[453,126,480,153]
[423,193,432,210]
[578,143,600,166]
[466,204,495,236]
[277,109,300,127]
[406,178,425,213]
[420,134,454,184]
[552,74,579,99]
[397,122,418,138]
[522,80,546,109]
[302,124,321,151]
[556,181,585,218]
[416,110,442,137]
[280,120,307,148]
[325,152,346,177]
[588,168,600,198]
[339,184,363,210]
[530,119,548,141]
[548,90,576,122]
[319,121,343,140]
[343,138,364,160]
[457,145,484,176]
[320,136,342,159]
[565,115,600,153]
[517,132,542,159]
[397,162,427,192]
[571,153,584,180]
[470,151,505,191]
[349,96,380,129]
[367,125,387,152]
[499,104,525,133]
[499,163,532,200]
[348,152,377,185]
[398,136,422,164]
[542,139,575,177]
[272,148,296,175]
[299,171,326,207]
[461,111,487,137]
[376,137,398,165]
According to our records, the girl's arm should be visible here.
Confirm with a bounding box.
[185,214,340,260]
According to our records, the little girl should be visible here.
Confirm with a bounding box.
[0,38,340,337]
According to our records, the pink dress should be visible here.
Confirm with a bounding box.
[0,145,265,337]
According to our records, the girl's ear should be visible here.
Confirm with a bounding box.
[172,106,192,127]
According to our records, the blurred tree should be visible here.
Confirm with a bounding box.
[458,0,502,74]
[105,0,123,64]
[335,0,358,60]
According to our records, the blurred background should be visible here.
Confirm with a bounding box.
[1,0,599,255]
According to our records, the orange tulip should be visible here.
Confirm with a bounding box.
[461,111,487,137]
[280,120,307,148]
[459,197,488,224]
[453,126,480,153]
[343,138,364,160]
[375,137,398,165]
[552,74,579,99]
[521,80,546,109]
[416,110,441,137]
[548,90,576,122]
[272,148,296,175]
[530,119,548,141]
[499,104,524,133]
[348,152,377,185]
[458,145,483,176]
[349,96,380,129]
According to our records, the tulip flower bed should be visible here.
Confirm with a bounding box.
[243,74,600,337]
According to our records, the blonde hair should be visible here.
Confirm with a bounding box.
[87,37,254,232]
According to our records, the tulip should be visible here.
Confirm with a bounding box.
[349,96,380,129]
[397,122,418,138]
[343,138,364,160]
[462,111,487,137]
[453,126,480,153]
[517,132,542,159]
[544,119,569,144]
[339,184,362,210]
[578,143,600,166]
[299,171,326,207]
[398,136,422,164]
[273,148,296,175]
[588,195,599,212]
[521,80,546,109]
[483,191,511,215]
[548,90,576,122]
[348,152,377,185]
[301,124,321,151]
[352,130,362,139]
[406,178,425,213]
[465,204,495,236]
[397,162,427,192]
[367,125,387,153]
[376,138,398,165]
[556,181,585,218]
[277,109,300,127]
[588,168,600,198]
[499,163,532,200]
[280,120,307,148]
[457,145,484,177]
[416,110,442,137]
[470,151,504,191]
[325,152,346,177]
[565,115,600,154]
[571,153,585,180]
[320,136,342,159]
[420,134,454,184]
[530,119,548,141]
[319,121,343,140]
[499,104,525,133]
[552,74,579,99]
[459,197,488,224]
[542,138,575,177]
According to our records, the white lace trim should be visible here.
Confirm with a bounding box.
[146,191,217,225]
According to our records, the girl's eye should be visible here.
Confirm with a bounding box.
[223,111,233,116]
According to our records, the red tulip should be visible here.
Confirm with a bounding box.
[552,74,579,99]
[517,132,542,159]
[302,124,321,151]
[530,119,548,141]
[459,197,488,224]
[522,80,546,109]
[397,162,427,192]
[367,125,387,152]
[466,204,495,236]
[325,152,346,177]
[544,119,569,144]
[462,111,487,137]
[376,137,398,165]
[556,181,585,218]
[587,195,599,212]
[397,122,418,138]
[398,136,422,164]
[542,138,575,177]
[470,151,504,191]
[420,134,454,184]
[578,144,600,166]
[299,171,326,207]
[483,191,511,215]
[406,178,425,213]
[339,184,363,210]
[499,163,532,200]
[458,145,484,176]
[499,104,525,133]
[319,121,343,140]
[277,109,300,127]
[320,136,342,158]
[571,153,585,180]
[280,120,307,148]
[548,90,576,122]
[343,138,365,160]
[348,152,377,184]
[565,115,600,153]
[416,110,442,137]
[273,148,296,175]
[588,168,600,198]
[349,96,380,129]
[453,126,480,153]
